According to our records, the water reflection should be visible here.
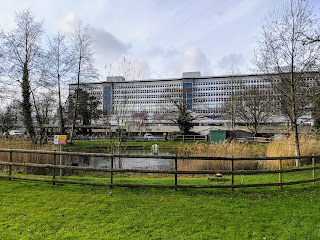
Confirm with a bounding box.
[67,150,176,171]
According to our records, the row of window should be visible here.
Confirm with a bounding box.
[114,84,182,90]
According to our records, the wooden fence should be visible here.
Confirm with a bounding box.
[172,135,207,141]
[0,148,319,190]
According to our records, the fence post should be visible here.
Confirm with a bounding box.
[110,156,114,188]
[279,158,283,190]
[174,156,178,191]
[53,150,57,185]
[8,148,12,180]
[312,157,316,184]
[231,159,234,191]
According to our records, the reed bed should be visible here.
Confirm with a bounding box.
[178,141,264,171]
[0,139,58,174]
[178,134,320,170]
[261,134,320,169]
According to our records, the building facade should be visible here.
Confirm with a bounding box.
[69,71,316,127]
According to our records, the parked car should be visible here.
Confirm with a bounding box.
[144,133,155,140]
[8,130,24,136]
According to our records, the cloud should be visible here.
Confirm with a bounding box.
[145,47,213,78]
[216,53,245,74]
[59,12,80,33]
[178,48,212,75]
[89,27,131,60]
[59,11,132,78]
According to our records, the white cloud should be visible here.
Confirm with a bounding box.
[144,47,212,78]
[177,48,212,76]
[58,12,81,33]
[1,0,315,81]
[216,53,245,74]
[89,27,131,60]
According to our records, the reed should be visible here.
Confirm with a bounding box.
[178,141,264,171]
[0,139,57,174]
[178,134,320,170]
[261,133,320,169]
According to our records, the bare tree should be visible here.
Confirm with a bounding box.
[0,9,44,144]
[45,32,74,134]
[131,111,148,136]
[222,65,242,132]
[31,90,55,144]
[105,57,143,142]
[69,23,99,143]
[254,0,320,166]
[234,87,272,137]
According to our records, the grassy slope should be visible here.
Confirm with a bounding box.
[1,179,320,240]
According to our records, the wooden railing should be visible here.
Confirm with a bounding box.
[172,135,207,141]
[0,148,319,190]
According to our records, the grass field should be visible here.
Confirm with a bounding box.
[1,178,320,239]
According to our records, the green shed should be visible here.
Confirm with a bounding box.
[209,130,227,143]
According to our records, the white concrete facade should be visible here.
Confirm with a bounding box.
[68,72,315,126]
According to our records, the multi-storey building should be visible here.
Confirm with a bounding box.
[69,71,315,127]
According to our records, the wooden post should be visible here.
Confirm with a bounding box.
[231,159,234,191]
[279,158,283,190]
[53,150,56,185]
[312,157,316,184]
[174,156,178,191]
[8,148,12,180]
[110,156,114,188]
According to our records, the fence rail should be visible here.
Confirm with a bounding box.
[172,135,207,141]
[0,148,319,190]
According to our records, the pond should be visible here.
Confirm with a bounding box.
[66,149,177,171]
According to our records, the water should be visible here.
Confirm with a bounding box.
[67,150,176,171]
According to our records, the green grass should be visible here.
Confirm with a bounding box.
[63,139,207,150]
[1,178,320,239]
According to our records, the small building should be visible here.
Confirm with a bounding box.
[209,130,228,143]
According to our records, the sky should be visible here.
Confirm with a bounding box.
[1,0,319,81]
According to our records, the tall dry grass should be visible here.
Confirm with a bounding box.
[178,141,265,171]
[178,134,320,170]
[261,134,320,169]
[266,134,320,157]
[0,139,58,174]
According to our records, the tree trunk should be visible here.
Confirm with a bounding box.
[21,62,36,144]
[290,70,301,167]
[31,91,47,145]
[57,74,65,134]
[69,87,79,144]
[70,62,81,144]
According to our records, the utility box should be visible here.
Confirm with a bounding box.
[209,130,227,143]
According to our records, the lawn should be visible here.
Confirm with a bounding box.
[63,139,198,150]
[0,178,320,239]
